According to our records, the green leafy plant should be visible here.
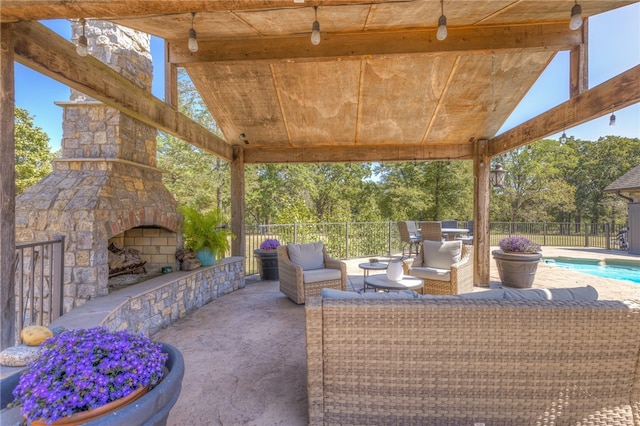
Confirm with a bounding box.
[179,206,235,261]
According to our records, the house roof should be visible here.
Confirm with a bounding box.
[604,165,640,193]
[4,1,639,163]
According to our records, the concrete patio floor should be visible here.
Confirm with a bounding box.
[154,247,639,426]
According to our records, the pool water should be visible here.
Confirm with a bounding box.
[542,257,640,284]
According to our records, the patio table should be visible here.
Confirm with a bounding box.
[364,274,423,292]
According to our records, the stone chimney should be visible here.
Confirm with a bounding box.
[15,20,180,312]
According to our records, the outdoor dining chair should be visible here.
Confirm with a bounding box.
[420,221,443,242]
[397,221,421,256]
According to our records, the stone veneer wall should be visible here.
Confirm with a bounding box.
[50,258,245,337]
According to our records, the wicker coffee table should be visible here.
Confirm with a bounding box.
[364,274,423,292]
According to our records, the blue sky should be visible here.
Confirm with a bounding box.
[14,3,640,151]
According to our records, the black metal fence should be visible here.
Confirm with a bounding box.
[15,236,65,340]
[244,221,627,276]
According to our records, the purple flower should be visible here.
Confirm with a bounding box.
[498,236,541,253]
[13,326,168,424]
[259,239,280,250]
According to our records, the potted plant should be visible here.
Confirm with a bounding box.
[492,236,542,288]
[180,206,235,266]
[254,239,280,281]
[3,327,184,425]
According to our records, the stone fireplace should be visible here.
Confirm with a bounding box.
[15,20,180,313]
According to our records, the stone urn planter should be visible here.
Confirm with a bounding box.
[0,342,184,426]
[492,250,542,288]
[254,249,279,281]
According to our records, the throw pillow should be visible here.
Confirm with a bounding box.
[423,239,462,269]
[288,242,325,270]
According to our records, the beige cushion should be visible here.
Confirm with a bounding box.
[303,268,341,284]
[288,242,324,270]
[408,266,451,282]
[423,240,462,269]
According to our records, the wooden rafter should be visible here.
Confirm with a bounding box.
[168,23,582,65]
[243,144,473,164]
[490,64,640,156]
[12,21,233,161]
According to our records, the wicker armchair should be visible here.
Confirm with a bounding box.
[419,221,442,242]
[277,243,347,304]
[405,240,474,295]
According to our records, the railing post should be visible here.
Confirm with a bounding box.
[543,222,547,246]
[584,222,589,247]
[52,235,64,319]
[345,222,349,259]
[388,221,392,256]
[605,222,611,250]
[294,222,298,244]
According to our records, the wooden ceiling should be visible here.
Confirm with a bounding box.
[3,1,638,163]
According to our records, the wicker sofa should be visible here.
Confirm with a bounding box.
[305,290,640,425]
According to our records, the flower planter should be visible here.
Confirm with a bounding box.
[196,248,215,266]
[492,250,542,288]
[254,249,279,281]
[0,342,184,426]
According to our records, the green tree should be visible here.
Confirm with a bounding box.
[15,107,54,194]
[491,139,576,222]
[157,70,230,214]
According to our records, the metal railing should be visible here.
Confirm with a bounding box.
[244,221,627,275]
[15,236,65,339]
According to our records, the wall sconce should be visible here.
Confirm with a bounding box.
[559,131,568,143]
[188,12,198,53]
[491,163,506,189]
[76,18,88,57]
[569,1,583,30]
[437,0,447,41]
[311,6,321,45]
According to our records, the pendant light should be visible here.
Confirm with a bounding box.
[76,19,88,57]
[188,12,199,53]
[311,6,321,45]
[437,0,447,41]
[569,1,583,30]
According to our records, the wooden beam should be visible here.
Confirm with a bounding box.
[13,21,233,161]
[243,144,474,164]
[164,40,178,108]
[168,23,582,65]
[490,65,640,156]
[231,146,245,258]
[1,0,410,22]
[570,20,588,98]
[1,24,17,349]
[473,140,491,287]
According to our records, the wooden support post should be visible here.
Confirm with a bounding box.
[230,146,245,258]
[1,23,17,349]
[570,20,588,98]
[473,139,491,287]
[164,40,178,108]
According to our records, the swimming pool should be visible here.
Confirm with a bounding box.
[542,257,640,284]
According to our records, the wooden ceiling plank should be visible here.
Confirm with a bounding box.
[243,144,474,164]
[570,20,588,98]
[1,0,406,22]
[13,21,233,161]
[421,56,461,144]
[168,22,582,65]
[270,64,294,147]
[490,65,640,155]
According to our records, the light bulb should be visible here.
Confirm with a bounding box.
[76,35,88,57]
[437,15,447,41]
[569,3,582,30]
[609,113,616,126]
[188,28,198,53]
[311,21,321,45]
